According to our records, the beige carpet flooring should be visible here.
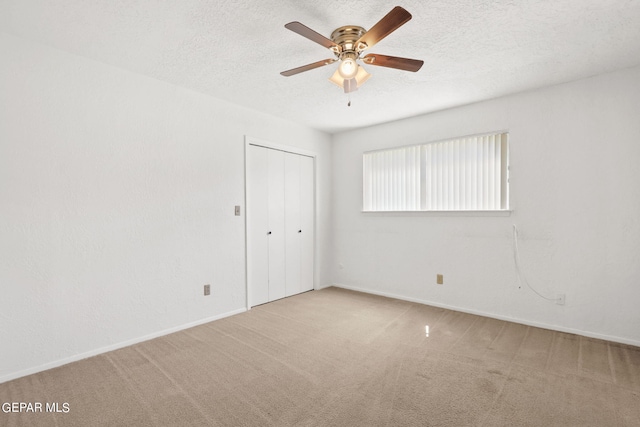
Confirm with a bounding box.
[1,287,639,426]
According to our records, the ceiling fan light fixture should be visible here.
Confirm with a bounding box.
[338,56,358,79]
[329,64,371,92]
[355,65,371,86]
[343,78,357,93]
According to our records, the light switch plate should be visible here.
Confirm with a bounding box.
[234,205,241,216]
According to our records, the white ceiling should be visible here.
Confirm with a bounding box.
[2,0,640,134]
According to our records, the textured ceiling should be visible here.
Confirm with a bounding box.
[2,0,640,133]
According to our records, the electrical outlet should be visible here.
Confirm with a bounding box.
[556,293,565,305]
[204,284,210,296]
[437,274,443,285]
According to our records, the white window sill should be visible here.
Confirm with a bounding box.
[361,210,512,217]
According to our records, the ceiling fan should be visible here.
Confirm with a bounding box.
[280,6,424,95]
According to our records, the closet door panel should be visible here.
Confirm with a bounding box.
[300,155,314,292]
[267,149,286,301]
[247,145,269,306]
[284,153,301,297]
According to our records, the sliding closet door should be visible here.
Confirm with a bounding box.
[284,152,302,297]
[267,149,286,301]
[299,155,314,292]
[247,142,314,308]
[247,145,269,306]
[284,153,314,296]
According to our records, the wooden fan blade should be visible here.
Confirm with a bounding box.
[285,22,338,50]
[362,54,423,72]
[280,58,337,77]
[356,6,412,50]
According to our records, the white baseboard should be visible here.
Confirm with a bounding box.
[0,308,247,385]
[330,283,640,348]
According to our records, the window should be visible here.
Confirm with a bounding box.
[363,132,509,211]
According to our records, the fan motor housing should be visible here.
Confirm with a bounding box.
[330,26,367,55]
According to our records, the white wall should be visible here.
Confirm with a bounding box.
[330,66,640,346]
[0,32,332,382]
[2,29,638,385]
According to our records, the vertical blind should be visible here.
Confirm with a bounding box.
[363,132,508,211]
